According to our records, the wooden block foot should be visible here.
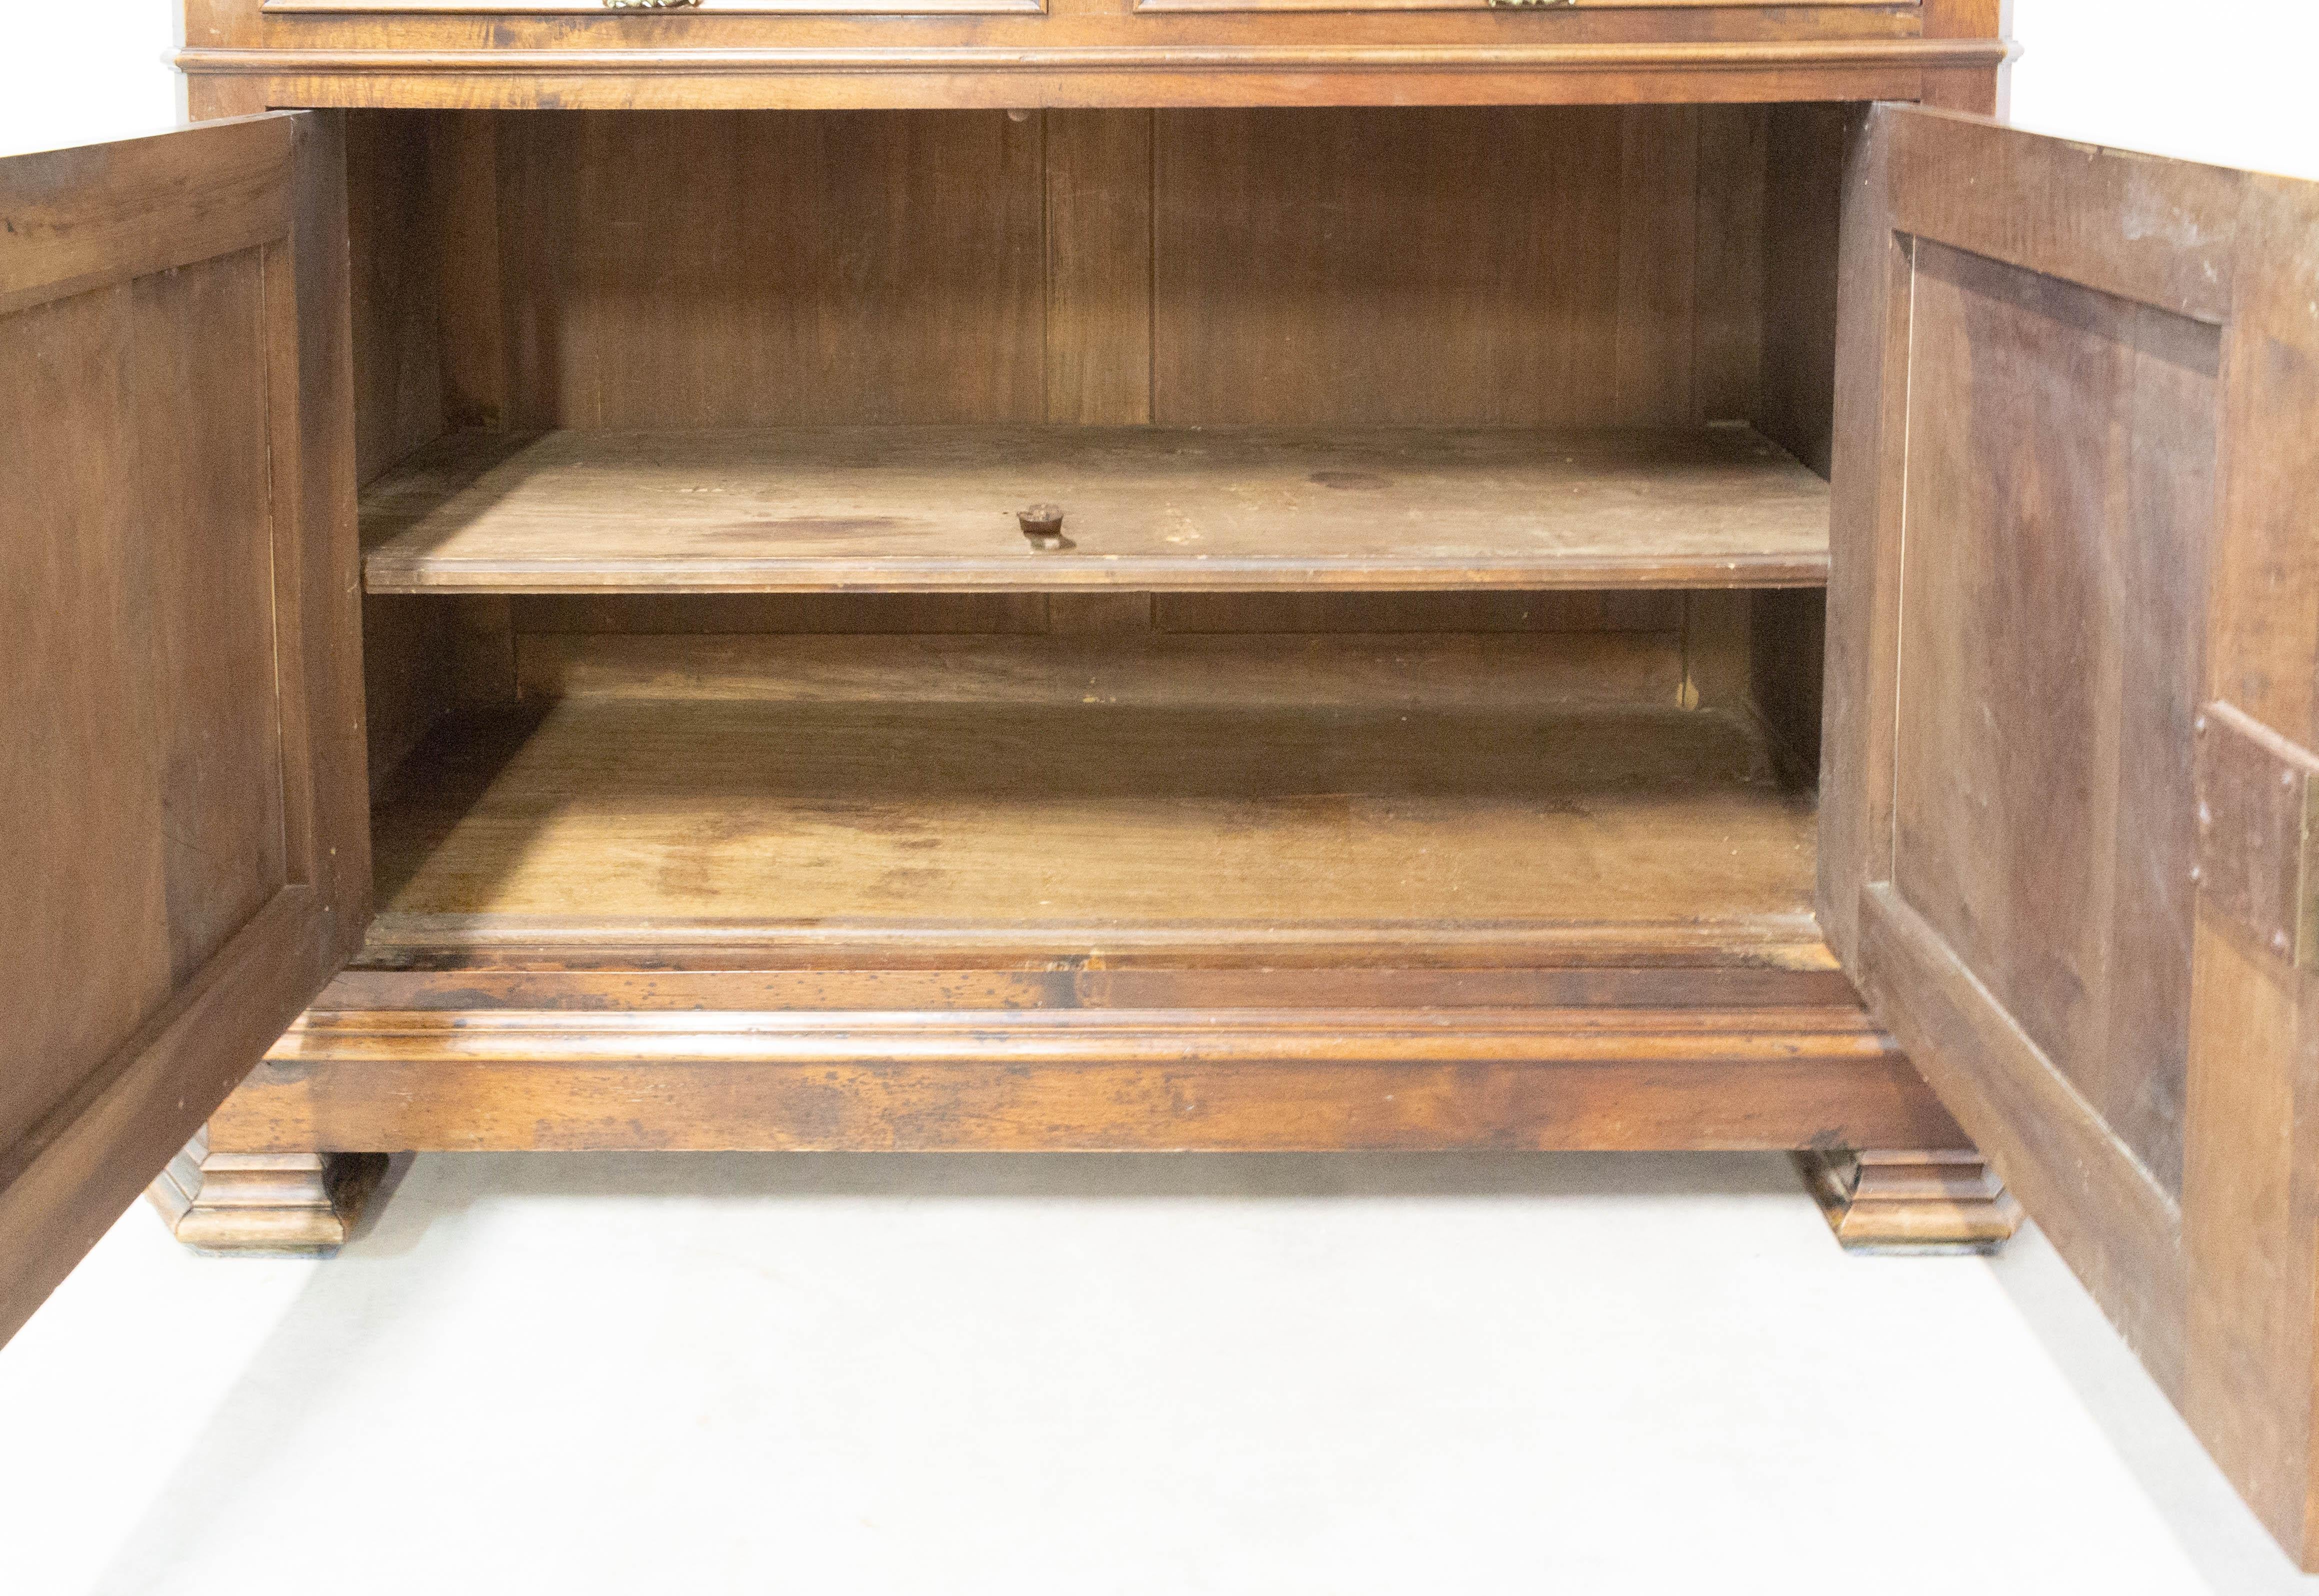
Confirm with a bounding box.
[145,1129,390,1257]
[1795,1148,2022,1255]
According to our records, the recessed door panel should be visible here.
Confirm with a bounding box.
[0,113,366,1346]
[1825,102,2319,1568]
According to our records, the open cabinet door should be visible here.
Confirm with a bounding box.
[1825,104,2319,1565]
[0,114,364,1346]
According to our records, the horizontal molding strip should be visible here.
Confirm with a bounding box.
[178,38,2013,76]
[367,553,1831,593]
[228,1003,1950,1153]
[356,912,1838,965]
[270,1005,1900,1066]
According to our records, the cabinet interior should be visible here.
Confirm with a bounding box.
[345,104,1851,972]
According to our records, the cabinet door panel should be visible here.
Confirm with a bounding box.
[0,113,364,1345]
[1826,103,2319,1568]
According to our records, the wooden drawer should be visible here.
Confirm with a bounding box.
[263,0,1898,14]
[1135,0,1898,14]
[262,0,1879,8]
[261,0,1046,15]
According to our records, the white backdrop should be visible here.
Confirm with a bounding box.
[2,0,2318,175]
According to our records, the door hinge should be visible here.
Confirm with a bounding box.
[2195,700,2319,969]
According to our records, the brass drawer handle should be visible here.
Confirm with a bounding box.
[1486,0,1577,6]
[602,0,701,9]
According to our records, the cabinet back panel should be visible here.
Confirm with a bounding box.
[1154,105,1761,427]
[356,106,1774,434]
[504,592,1692,713]
[508,591,1683,637]
[497,110,1048,429]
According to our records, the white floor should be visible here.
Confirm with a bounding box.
[4,1152,2314,1595]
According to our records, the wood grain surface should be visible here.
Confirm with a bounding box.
[369,685,1815,934]
[0,114,365,1347]
[1824,104,2319,1570]
[224,957,1955,1155]
[1892,236,2214,1198]
[336,107,1795,443]
[360,425,1830,593]
[232,1015,1948,1155]
[178,0,2009,116]
[1152,106,1732,428]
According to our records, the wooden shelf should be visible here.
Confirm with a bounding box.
[360,425,1831,595]
[370,684,1822,963]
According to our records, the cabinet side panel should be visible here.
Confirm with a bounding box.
[1757,101,1847,478]
[346,111,448,486]
[1919,0,2007,115]
[345,110,518,787]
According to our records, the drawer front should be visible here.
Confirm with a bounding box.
[1133,0,1900,13]
[263,0,1046,15]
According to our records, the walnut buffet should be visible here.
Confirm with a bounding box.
[6,0,2319,1568]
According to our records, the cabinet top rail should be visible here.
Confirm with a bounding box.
[178,0,2010,113]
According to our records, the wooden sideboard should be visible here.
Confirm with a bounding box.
[8,0,2319,1568]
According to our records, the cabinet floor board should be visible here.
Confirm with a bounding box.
[369,691,1818,949]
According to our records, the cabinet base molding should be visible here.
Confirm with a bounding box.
[144,1131,390,1257]
[1795,1149,2022,1255]
[220,964,1966,1155]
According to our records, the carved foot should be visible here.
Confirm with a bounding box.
[1795,1148,2023,1255]
[146,1129,389,1256]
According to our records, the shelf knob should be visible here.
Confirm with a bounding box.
[1018,504,1072,551]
